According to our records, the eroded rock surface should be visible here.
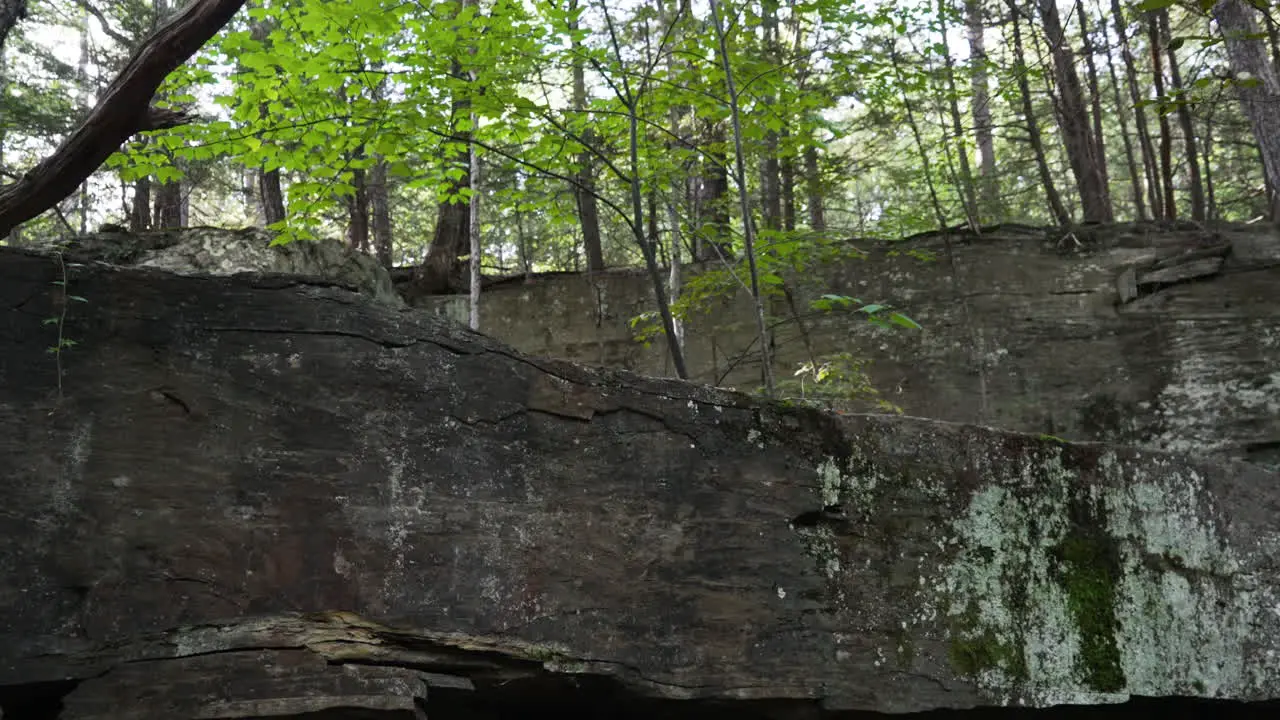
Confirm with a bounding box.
[415,222,1280,469]
[27,225,401,307]
[1,246,1279,717]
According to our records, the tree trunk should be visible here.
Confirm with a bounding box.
[468,109,481,331]
[760,0,781,232]
[892,47,948,230]
[258,169,285,225]
[346,163,370,253]
[1076,2,1112,216]
[1201,104,1217,221]
[417,67,470,293]
[1099,2,1146,220]
[1110,0,1162,218]
[804,143,825,232]
[1265,12,1280,78]
[1148,13,1177,220]
[966,0,998,219]
[781,139,796,232]
[370,158,393,268]
[939,0,979,226]
[1008,4,1071,226]
[1160,10,1206,221]
[130,177,150,231]
[0,0,27,54]
[1212,0,1280,220]
[709,0,772,396]
[153,179,181,229]
[249,8,285,227]
[569,0,604,272]
[1036,0,1112,222]
[700,121,733,261]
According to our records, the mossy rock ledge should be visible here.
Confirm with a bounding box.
[1,246,1278,717]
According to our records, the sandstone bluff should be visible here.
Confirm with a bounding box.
[0,228,1278,718]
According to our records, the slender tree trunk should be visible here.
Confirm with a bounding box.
[781,135,796,232]
[1148,12,1177,219]
[804,143,825,231]
[1213,0,1280,220]
[1099,2,1146,220]
[892,48,948,230]
[1036,0,1112,221]
[569,0,605,271]
[709,0,773,396]
[248,4,285,227]
[1201,105,1217,221]
[939,0,979,226]
[1160,10,1206,220]
[369,158,393,267]
[76,9,91,233]
[966,0,998,219]
[1076,1,1112,216]
[1111,0,1162,218]
[760,0,782,232]
[468,102,481,330]
[1007,5,1071,225]
[661,0,685,346]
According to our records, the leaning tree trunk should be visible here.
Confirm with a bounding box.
[0,0,26,54]
[0,0,247,238]
[1213,0,1280,221]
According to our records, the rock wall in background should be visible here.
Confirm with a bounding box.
[415,223,1280,469]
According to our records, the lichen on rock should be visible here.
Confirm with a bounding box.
[811,422,1280,708]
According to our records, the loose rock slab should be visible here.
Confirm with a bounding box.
[1,247,1278,715]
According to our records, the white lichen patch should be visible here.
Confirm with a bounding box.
[902,445,1280,706]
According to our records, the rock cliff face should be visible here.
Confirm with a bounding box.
[2,245,1279,717]
[415,222,1280,470]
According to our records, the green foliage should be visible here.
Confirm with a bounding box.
[777,352,903,414]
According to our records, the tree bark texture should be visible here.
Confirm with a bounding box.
[1036,0,1112,222]
[1213,0,1280,220]
[966,0,998,219]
